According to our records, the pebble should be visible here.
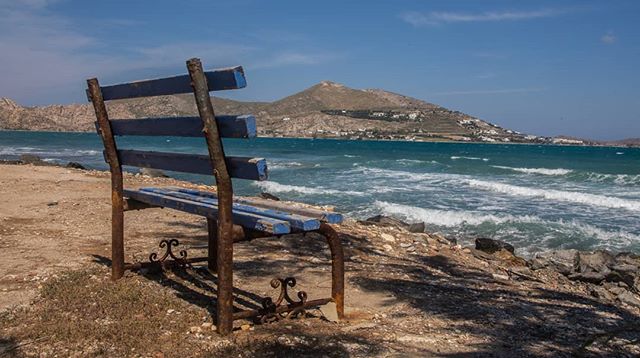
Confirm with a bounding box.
[381,233,396,243]
[383,244,394,252]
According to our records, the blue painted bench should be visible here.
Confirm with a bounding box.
[86,58,344,335]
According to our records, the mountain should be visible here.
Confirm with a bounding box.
[0,82,529,143]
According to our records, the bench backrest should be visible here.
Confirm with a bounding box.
[86,62,267,182]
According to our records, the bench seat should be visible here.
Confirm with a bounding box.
[123,187,343,235]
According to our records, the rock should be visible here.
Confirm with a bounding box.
[139,168,169,178]
[380,233,396,242]
[568,272,608,284]
[189,326,202,333]
[19,154,45,165]
[407,222,425,233]
[382,244,393,252]
[617,291,640,308]
[362,215,409,229]
[47,201,59,207]
[240,324,252,331]
[65,162,86,170]
[318,301,339,322]
[576,250,615,274]
[530,249,578,275]
[492,273,510,281]
[475,238,515,254]
[259,192,280,201]
[342,322,377,332]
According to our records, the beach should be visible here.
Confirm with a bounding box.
[1,163,639,356]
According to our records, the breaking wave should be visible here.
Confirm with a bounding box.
[254,181,365,196]
[374,201,638,246]
[467,179,640,211]
[492,165,573,176]
[451,156,489,161]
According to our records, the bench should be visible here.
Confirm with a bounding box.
[86,58,344,335]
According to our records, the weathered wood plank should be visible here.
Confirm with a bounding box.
[116,150,268,181]
[141,187,321,231]
[108,115,256,138]
[123,189,290,234]
[92,66,246,101]
[168,187,343,224]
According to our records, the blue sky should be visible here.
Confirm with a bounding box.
[0,0,638,140]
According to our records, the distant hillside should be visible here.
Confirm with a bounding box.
[0,81,531,143]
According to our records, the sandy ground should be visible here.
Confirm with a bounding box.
[1,164,639,357]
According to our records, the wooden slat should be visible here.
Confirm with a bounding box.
[123,189,290,234]
[108,115,256,138]
[141,187,321,231]
[117,150,268,181]
[92,66,246,101]
[169,187,343,224]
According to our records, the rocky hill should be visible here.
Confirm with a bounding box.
[0,81,530,143]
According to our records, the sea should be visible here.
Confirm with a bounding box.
[1,130,639,256]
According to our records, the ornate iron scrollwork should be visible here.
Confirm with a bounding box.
[149,239,188,266]
[259,277,308,323]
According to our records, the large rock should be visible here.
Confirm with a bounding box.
[530,249,578,275]
[259,192,280,201]
[576,250,615,274]
[475,238,515,254]
[407,222,425,233]
[364,215,410,228]
[65,162,86,170]
[139,168,169,178]
[19,154,46,165]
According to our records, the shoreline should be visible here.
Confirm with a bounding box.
[0,128,637,149]
[0,162,639,356]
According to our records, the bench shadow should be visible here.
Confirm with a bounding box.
[93,223,640,357]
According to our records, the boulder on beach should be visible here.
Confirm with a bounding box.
[259,192,280,201]
[360,214,425,233]
[475,238,515,254]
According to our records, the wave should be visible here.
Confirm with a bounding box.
[0,146,99,157]
[467,179,640,211]
[396,159,440,165]
[374,201,638,246]
[343,154,359,158]
[492,165,573,176]
[254,181,365,196]
[374,201,541,226]
[451,156,489,161]
[583,172,640,186]
[267,161,303,170]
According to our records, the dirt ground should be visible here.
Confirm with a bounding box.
[0,164,639,357]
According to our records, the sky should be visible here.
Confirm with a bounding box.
[0,0,638,140]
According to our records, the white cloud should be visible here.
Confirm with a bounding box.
[0,2,338,105]
[401,9,566,27]
[601,31,616,44]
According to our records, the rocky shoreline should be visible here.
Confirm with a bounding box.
[0,161,639,356]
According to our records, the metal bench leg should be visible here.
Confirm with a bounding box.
[207,218,218,271]
[318,223,345,319]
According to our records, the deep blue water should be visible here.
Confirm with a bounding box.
[1,130,639,256]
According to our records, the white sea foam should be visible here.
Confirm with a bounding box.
[467,179,640,211]
[451,156,489,161]
[374,201,639,246]
[492,165,573,176]
[374,201,539,226]
[267,161,303,170]
[584,172,640,186]
[254,181,364,196]
[616,152,624,155]
[343,154,359,158]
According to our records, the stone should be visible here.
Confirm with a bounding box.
[319,301,339,322]
[65,162,86,170]
[240,324,252,331]
[617,291,640,308]
[407,222,425,233]
[140,168,169,178]
[568,272,607,284]
[382,244,394,252]
[531,249,578,275]
[259,192,280,201]
[19,154,45,165]
[576,250,615,274]
[362,215,409,229]
[475,238,515,254]
[46,201,58,207]
[380,233,396,242]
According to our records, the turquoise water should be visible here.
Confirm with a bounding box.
[1,130,639,256]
